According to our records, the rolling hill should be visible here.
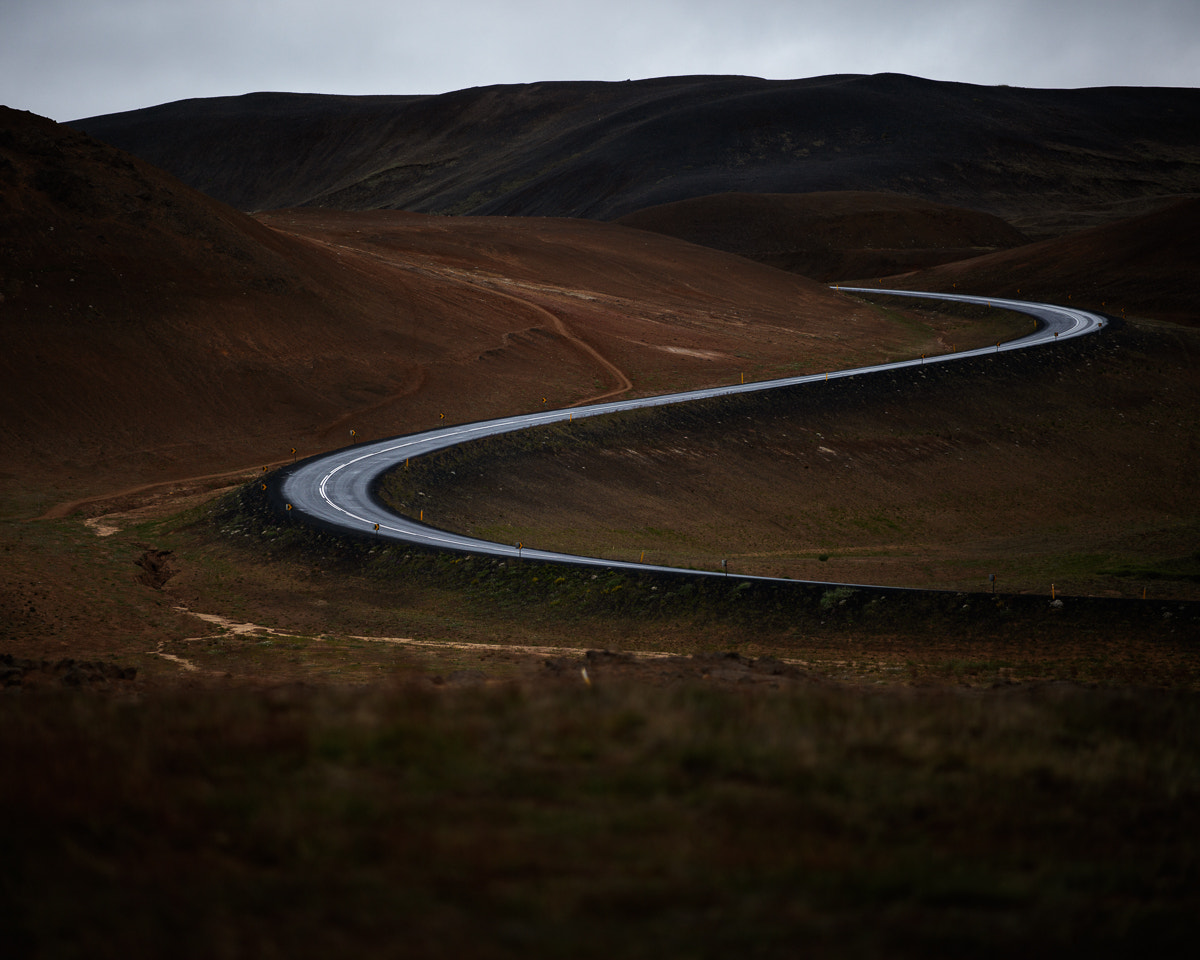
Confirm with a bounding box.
[71,74,1200,235]
[3,72,1199,960]
[864,196,1200,326]
[0,105,897,502]
[615,190,1031,280]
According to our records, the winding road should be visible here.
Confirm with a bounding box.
[275,289,1106,586]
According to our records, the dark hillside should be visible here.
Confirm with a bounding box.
[0,107,883,501]
[0,106,352,482]
[873,197,1200,325]
[71,74,1200,233]
[616,191,1030,280]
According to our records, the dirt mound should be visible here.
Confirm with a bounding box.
[617,191,1029,280]
[873,197,1200,325]
[72,75,1200,233]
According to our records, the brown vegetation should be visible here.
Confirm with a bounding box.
[386,311,1200,600]
[72,75,1200,233]
[0,106,883,509]
[871,197,1200,327]
[2,81,1199,957]
[617,190,1030,280]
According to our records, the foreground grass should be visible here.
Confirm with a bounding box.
[1,440,1197,958]
[3,679,1198,958]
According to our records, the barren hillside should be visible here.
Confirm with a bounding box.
[616,191,1031,280]
[71,75,1200,234]
[864,197,1200,326]
[2,73,1198,960]
[1,107,934,506]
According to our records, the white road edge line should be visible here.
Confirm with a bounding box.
[278,289,1107,589]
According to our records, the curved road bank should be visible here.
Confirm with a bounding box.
[274,289,1106,589]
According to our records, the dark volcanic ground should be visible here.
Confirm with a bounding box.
[71,74,1200,233]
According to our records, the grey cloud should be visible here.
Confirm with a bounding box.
[2,0,1196,122]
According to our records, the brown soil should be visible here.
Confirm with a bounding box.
[72,76,1200,231]
[861,197,1200,327]
[616,190,1030,281]
[0,107,1020,683]
[2,106,1198,689]
[2,106,894,511]
[408,314,1200,600]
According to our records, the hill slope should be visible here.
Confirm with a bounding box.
[71,74,1200,234]
[873,197,1200,325]
[1,107,910,503]
[616,191,1031,281]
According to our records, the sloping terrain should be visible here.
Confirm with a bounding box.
[0,107,918,508]
[397,197,1200,597]
[405,315,1200,598]
[3,77,1199,960]
[254,208,975,405]
[616,190,1030,280]
[71,74,1200,234]
[867,196,1200,326]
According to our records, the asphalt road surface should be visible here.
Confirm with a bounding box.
[275,289,1106,586]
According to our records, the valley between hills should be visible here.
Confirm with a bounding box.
[3,78,1197,679]
[2,74,1200,957]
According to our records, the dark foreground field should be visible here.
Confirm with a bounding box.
[4,479,1200,957]
[4,671,1199,958]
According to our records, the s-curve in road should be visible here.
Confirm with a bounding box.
[275,289,1106,587]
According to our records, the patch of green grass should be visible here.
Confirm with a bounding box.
[1101,550,1200,583]
[845,513,906,536]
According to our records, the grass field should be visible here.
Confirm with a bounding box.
[4,483,1200,957]
[4,671,1199,958]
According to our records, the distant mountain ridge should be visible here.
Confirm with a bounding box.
[72,74,1200,233]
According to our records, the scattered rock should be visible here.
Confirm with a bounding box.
[134,547,177,589]
[0,653,137,691]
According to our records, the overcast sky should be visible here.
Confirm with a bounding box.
[4,0,1198,122]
